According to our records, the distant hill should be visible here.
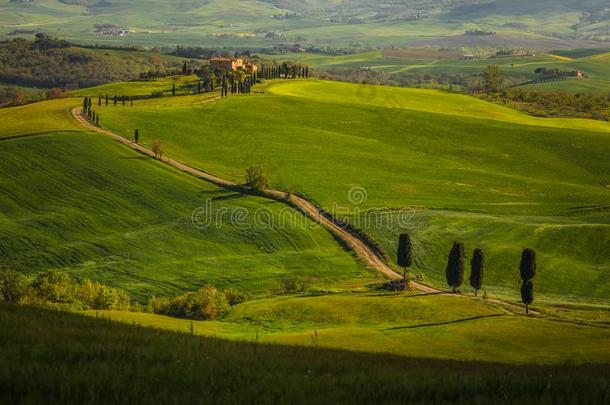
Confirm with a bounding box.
[0,0,607,48]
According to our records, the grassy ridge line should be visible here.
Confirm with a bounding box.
[267,80,610,133]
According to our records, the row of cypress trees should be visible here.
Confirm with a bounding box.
[259,63,310,80]
[397,234,537,313]
[220,72,258,98]
[85,95,134,107]
[82,97,99,125]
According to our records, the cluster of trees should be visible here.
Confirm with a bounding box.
[220,71,258,97]
[83,96,100,125]
[396,234,537,313]
[0,269,256,321]
[148,285,249,320]
[0,35,185,90]
[0,270,130,311]
[260,62,310,80]
[174,46,256,60]
[500,88,609,120]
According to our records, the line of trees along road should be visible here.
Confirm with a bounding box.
[397,234,535,314]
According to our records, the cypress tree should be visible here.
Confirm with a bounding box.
[122,96,125,106]
[521,280,534,315]
[397,233,414,283]
[519,248,537,314]
[520,248,536,282]
[98,96,101,106]
[130,98,133,107]
[114,95,117,106]
[83,96,88,111]
[182,61,188,75]
[172,84,176,97]
[469,248,484,296]
[105,95,109,106]
[445,241,465,293]
[134,129,139,144]
[95,114,99,125]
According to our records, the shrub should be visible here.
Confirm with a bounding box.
[0,270,28,304]
[245,165,268,191]
[149,285,230,320]
[152,140,163,158]
[270,277,311,295]
[31,270,76,306]
[223,288,250,306]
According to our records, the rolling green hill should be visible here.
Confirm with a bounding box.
[94,79,610,302]
[0,100,372,301]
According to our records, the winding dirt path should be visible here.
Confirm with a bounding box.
[72,107,542,315]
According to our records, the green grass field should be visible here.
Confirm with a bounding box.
[0,100,373,301]
[85,292,610,364]
[3,304,609,403]
[93,80,610,302]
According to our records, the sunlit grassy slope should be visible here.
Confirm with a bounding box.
[0,98,80,138]
[3,304,609,403]
[87,291,610,365]
[96,80,610,301]
[0,100,371,300]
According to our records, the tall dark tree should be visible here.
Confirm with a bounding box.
[469,248,484,296]
[134,129,139,144]
[182,61,188,75]
[98,96,101,106]
[105,95,108,106]
[172,84,176,97]
[445,241,465,293]
[95,114,99,125]
[113,95,117,106]
[396,233,414,283]
[83,96,88,111]
[130,98,133,107]
[521,280,534,315]
[519,248,536,282]
[519,248,537,314]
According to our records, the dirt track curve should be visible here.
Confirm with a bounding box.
[73,106,543,315]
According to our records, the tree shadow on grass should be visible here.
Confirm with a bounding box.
[381,314,507,332]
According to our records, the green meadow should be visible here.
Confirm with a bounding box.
[94,80,610,302]
[0,100,372,301]
[87,292,610,364]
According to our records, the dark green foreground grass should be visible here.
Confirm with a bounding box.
[1,304,609,404]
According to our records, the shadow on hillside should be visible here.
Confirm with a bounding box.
[381,314,507,332]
